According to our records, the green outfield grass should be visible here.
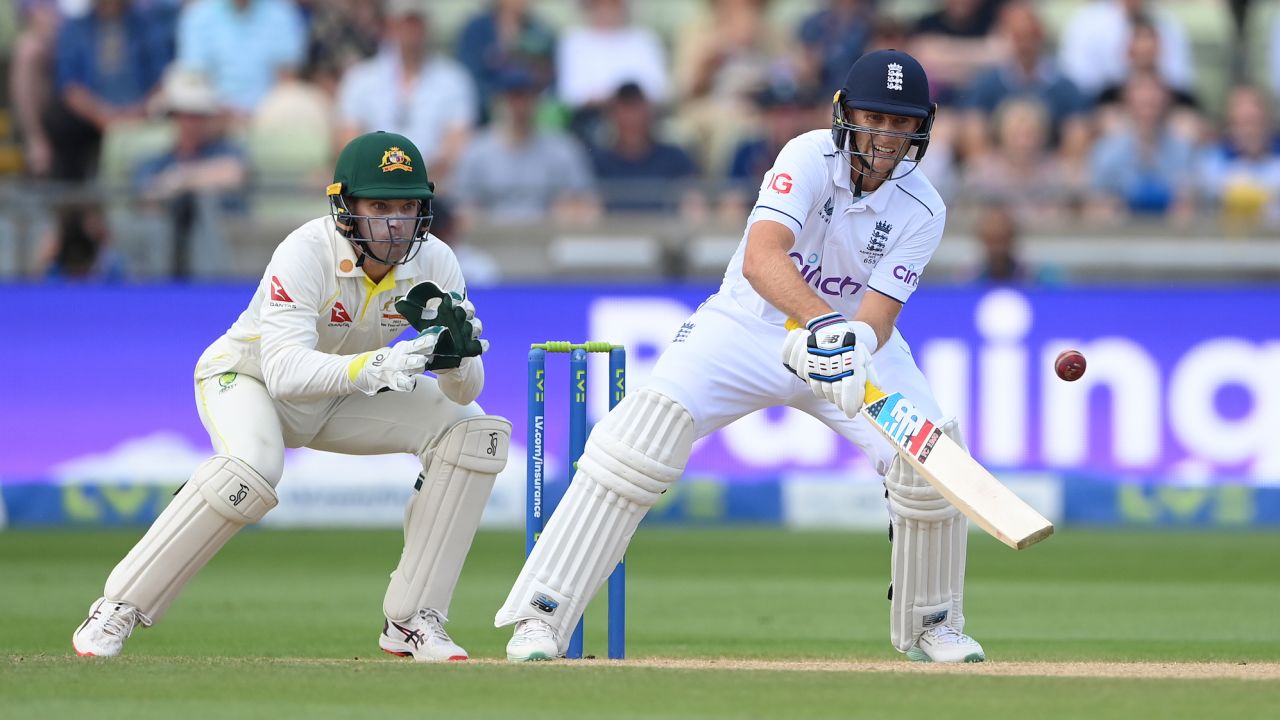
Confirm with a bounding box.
[3,528,1279,718]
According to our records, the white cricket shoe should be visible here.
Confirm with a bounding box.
[380,609,468,662]
[907,625,986,663]
[506,618,560,662]
[72,597,143,657]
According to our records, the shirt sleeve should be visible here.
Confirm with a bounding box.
[54,21,88,93]
[747,135,828,236]
[272,2,307,70]
[867,209,946,304]
[257,236,363,401]
[175,3,211,72]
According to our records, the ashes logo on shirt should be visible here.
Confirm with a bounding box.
[860,221,892,265]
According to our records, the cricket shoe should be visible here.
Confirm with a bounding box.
[506,618,560,662]
[906,625,986,663]
[380,609,468,662]
[72,597,144,657]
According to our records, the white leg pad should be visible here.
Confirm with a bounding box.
[104,455,277,624]
[494,389,695,651]
[383,415,511,621]
[887,418,969,652]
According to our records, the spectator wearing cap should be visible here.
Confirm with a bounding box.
[48,0,171,180]
[451,69,598,225]
[176,0,306,115]
[456,0,557,124]
[132,69,247,277]
[589,82,700,215]
[337,0,477,181]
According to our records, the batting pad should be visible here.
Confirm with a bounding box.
[886,419,968,652]
[384,415,511,621]
[104,455,277,624]
[495,389,695,648]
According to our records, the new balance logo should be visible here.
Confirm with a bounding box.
[530,594,559,614]
[887,63,904,91]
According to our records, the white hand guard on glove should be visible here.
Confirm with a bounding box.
[351,332,438,395]
[797,313,879,419]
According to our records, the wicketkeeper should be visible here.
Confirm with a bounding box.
[497,50,985,663]
[74,132,509,662]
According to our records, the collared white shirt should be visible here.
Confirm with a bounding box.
[337,49,477,163]
[200,217,472,401]
[717,129,946,326]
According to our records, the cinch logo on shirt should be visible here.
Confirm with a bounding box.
[789,252,864,297]
[893,264,921,287]
[330,302,353,324]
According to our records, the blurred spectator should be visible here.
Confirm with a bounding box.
[864,14,911,54]
[452,69,598,225]
[337,1,476,181]
[796,0,874,92]
[1093,18,1202,141]
[720,79,818,219]
[1199,86,1280,230]
[556,0,667,142]
[133,69,247,277]
[910,0,1008,105]
[10,0,61,177]
[589,82,700,214]
[176,0,306,115]
[306,0,383,96]
[48,0,170,180]
[965,201,1063,285]
[456,0,556,124]
[40,202,127,280]
[427,198,502,287]
[673,0,788,175]
[964,98,1077,223]
[960,1,1086,148]
[1087,73,1195,222]
[1057,0,1193,99]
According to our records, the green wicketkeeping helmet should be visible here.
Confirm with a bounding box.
[327,131,435,265]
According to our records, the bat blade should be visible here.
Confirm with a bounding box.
[862,384,1054,550]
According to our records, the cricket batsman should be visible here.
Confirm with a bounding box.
[73,132,509,661]
[498,50,985,663]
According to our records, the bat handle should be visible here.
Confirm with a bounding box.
[863,380,887,405]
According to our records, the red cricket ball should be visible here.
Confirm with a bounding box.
[1055,349,1087,382]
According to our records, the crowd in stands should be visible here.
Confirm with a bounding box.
[2,0,1279,282]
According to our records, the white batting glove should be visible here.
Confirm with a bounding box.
[803,313,879,418]
[351,332,438,395]
[781,326,811,379]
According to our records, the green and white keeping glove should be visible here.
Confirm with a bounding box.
[395,281,487,371]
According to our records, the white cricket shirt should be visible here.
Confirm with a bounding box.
[716,129,947,326]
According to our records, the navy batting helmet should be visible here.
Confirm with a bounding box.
[831,49,936,183]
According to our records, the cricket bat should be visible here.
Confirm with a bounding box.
[862,382,1054,550]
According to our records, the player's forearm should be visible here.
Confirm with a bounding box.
[436,356,484,406]
[260,344,365,401]
[742,221,832,325]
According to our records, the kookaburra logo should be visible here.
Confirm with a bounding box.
[487,432,499,456]
[229,483,249,506]
[887,63,904,91]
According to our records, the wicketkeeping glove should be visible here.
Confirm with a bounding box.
[351,332,439,395]
[395,281,488,371]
